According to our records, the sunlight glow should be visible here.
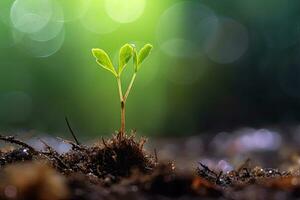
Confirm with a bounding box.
[104,0,146,23]
[80,0,119,34]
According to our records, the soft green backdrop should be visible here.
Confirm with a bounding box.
[1,0,300,137]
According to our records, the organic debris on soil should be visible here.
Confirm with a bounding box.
[2,133,300,199]
[0,133,155,183]
[196,160,300,199]
[197,159,292,187]
[0,133,208,200]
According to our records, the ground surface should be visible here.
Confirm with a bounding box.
[1,126,300,199]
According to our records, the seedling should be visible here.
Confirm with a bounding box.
[91,43,153,137]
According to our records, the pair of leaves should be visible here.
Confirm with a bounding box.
[92,43,153,77]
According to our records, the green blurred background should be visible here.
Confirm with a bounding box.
[0,0,300,137]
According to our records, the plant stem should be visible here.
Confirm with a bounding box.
[120,100,125,137]
[124,73,137,102]
[117,77,123,102]
[117,77,125,136]
[117,73,137,137]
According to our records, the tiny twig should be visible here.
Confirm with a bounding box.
[139,137,147,149]
[40,139,59,156]
[102,137,108,148]
[65,117,80,145]
[237,158,251,173]
[39,139,70,170]
[198,162,217,176]
[217,171,223,180]
[42,151,69,170]
[0,135,36,154]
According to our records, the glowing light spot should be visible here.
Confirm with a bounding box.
[20,28,65,57]
[29,0,64,42]
[236,128,281,152]
[211,128,281,154]
[204,18,249,64]
[104,0,146,23]
[10,0,52,33]
[157,2,218,58]
[217,160,233,172]
[28,137,71,154]
[80,0,119,34]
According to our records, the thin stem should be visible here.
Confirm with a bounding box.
[124,73,137,102]
[117,77,123,102]
[117,77,125,136]
[120,101,125,137]
[116,73,137,137]
[65,117,80,145]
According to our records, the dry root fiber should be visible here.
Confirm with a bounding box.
[61,134,155,183]
[0,134,155,183]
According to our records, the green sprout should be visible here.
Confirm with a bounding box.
[92,43,153,137]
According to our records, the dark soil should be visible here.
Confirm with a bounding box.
[1,130,300,200]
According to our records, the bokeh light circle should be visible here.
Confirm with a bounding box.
[20,28,65,57]
[104,0,146,23]
[29,0,64,42]
[10,0,52,33]
[156,1,218,58]
[80,0,119,34]
[204,17,249,64]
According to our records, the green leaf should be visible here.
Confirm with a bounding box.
[137,44,153,71]
[92,48,117,77]
[118,44,133,76]
[130,44,138,72]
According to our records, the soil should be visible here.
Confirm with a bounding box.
[1,128,300,200]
